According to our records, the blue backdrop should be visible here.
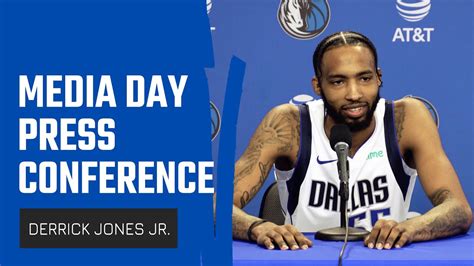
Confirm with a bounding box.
[207,0,473,218]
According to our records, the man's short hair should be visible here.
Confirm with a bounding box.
[313,31,379,80]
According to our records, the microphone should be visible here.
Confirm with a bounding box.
[330,125,351,200]
[330,124,352,150]
[315,124,369,243]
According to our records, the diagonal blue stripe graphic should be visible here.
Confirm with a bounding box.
[210,56,246,265]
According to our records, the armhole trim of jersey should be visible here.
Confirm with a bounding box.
[384,101,411,200]
[285,104,312,216]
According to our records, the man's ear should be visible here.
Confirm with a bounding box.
[377,68,383,86]
[312,76,321,96]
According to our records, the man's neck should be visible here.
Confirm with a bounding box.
[324,117,376,157]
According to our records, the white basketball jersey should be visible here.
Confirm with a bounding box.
[275,99,417,232]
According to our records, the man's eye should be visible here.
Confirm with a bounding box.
[361,76,372,82]
[331,80,344,86]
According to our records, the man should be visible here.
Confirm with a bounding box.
[232,31,472,250]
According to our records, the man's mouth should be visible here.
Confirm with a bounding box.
[342,104,368,118]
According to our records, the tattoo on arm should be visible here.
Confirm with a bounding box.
[233,107,301,240]
[234,108,299,191]
[427,205,469,238]
[429,188,451,206]
[239,161,271,207]
[235,112,295,178]
[422,188,471,239]
[394,104,405,142]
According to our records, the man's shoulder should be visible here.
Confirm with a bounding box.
[270,103,299,115]
[262,104,300,163]
[392,97,432,128]
[393,97,427,113]
[266,103,300,125]
[392,97,437,149]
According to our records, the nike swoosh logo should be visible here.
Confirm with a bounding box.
[316,156,337,165]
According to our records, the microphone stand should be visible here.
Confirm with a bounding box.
[315,143,369,241]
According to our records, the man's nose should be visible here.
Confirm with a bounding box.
[345,80,362,101]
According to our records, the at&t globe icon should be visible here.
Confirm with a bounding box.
[396,0,431,22]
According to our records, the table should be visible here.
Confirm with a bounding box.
[233,232,474,265]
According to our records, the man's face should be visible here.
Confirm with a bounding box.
[316,45,381,132]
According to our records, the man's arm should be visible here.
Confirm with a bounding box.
[233,104,312,250]
[365,98,472,249]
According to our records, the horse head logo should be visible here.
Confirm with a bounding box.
[278,0,330,40]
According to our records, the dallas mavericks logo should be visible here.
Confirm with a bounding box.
[278,0,330,40]
[210,101,221,141]
[396,0,431,22]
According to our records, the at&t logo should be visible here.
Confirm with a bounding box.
[392,0,434,43]
[396,0,430,22]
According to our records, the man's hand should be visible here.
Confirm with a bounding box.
[250,222,313,250]
[364,219,417,250]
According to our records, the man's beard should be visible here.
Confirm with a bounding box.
[320,91,380,132]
